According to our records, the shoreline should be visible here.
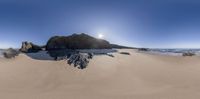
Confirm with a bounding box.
[1,48,200,58]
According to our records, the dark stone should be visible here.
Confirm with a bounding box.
[67,53,91,69]
[46,33,112,50]
[119,52,130,55]
[3,48,19,58]
[20,41,42,53]
[88,53,93,59]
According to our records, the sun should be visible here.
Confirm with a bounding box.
[98,34,104,39]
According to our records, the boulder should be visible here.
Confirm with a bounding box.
[3,48,19,58]
[20,41,42,53]
[67,52,91,69]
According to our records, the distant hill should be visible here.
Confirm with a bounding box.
[110,44,136,49]
[46,33,112,50]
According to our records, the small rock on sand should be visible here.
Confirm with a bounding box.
[120,52,131,55]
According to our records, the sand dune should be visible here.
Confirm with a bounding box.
[0,49,200,99]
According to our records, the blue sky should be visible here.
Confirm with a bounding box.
[0,0,200,48]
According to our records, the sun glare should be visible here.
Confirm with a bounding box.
[98,34,104,39]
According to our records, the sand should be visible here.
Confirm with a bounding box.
[0,49,200,99]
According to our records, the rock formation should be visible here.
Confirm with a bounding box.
[20,41,42,53]
[67,52,93,69]
[3,48,19,58]
[46,33,111,50]
[47,49,93,69]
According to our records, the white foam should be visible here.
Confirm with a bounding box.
[142,49,200,56]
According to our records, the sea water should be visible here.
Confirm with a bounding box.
[146,48,200,56]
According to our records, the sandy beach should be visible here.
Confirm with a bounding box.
[0,49,200,99]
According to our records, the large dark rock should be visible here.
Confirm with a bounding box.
[46,33,111,50]
[3,48,19,58]
[20,41,42,53]
[67,53,91,69]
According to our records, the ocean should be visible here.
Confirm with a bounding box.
[0,48,200,57]
[146,48,200,56]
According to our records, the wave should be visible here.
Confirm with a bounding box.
[146,48,200,56]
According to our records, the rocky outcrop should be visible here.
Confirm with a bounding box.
[20,42,42,53]
[3,48,19,58]
[47,49,93,69]
[182,52,195,56]
[46,33,111,50]
[67,53,93,69]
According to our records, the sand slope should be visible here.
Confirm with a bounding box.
[0,49,200,99]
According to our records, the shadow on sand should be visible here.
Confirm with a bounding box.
[25,49,117,69]
[25,51,54,60]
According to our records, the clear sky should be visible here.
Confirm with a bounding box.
[0,0,200,48]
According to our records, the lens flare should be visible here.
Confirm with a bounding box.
[98,34,104,39]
